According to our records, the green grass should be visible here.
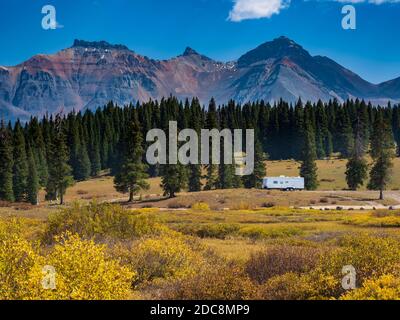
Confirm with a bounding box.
[267,157,400,190]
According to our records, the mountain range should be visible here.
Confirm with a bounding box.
[0,36,399,121]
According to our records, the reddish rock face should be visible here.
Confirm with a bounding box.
[0,38,399,121]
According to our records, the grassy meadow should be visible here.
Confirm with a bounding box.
[2,158,400,300]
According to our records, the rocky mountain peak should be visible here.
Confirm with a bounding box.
[72,39,129,51]
[182,47,200,56]
[237,36,310,67]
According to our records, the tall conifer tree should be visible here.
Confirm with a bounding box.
[204,98,219,190]
[114,110,149,202]
[300,120,319,190]
[346,106,368,190]
[244,139,266,189]
[46,114,74,205]
[27,144,40,205]
[188,98,203,192]
[0,122,14,202]
[368,112,396,200]
[12,121,28,201]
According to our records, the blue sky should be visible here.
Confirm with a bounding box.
[0,0,399,83]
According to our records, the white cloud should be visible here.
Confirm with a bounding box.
[336,0,400,3]
[228,0,399,22]
[228,0,290,22]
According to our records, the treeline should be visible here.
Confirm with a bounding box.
[0,96,398,204]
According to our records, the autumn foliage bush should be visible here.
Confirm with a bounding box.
[46,232,134,300]
[43,202,165,242]
[245,245,321,284]
[257,273,311,300]
[191,202,210,211]
[176,223,240,239]
[0,221,46,300]
[316,234,400,296]
[341,275,400,300]
[0,220,134,300]
[158,261,257,300]
[112,234,200,285]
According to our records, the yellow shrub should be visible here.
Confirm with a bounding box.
[0,221,135,300]
[341,275,400,300]
[0,223,46,300]
[239,226,304,240]
[344,213,400,227]
[47,232,135,300]
[258,273,311,300]
[44,202,165,242]
[325,235,400,284]
[191,202,210,211]
[300,269,340,300]
[231,201,253,210]
[304,234,400,299]
[159,262,257,300]
[116,235,200,284]
[177,223,240,239]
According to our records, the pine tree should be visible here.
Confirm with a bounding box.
[26,144,40,205]
[217,109,234,189]
[346,156,368,191]
[218,163,234,189]
[12,121,29,201]
[85,111,101,176]
[289,99,304,160]
[68,116,91,181]
[161,163,187,198]
[27,117,48,186]
[114,110,149,202]
[100,116,113,169]
[244,139,266,189]
[315,100,329,159]
[346,107,368,190]
[75,142,91,181]
[46,114,74,205]
[368,112,396,200]
[300,120,319,190]
[359,100,370,150]
[336,106,354,158]
[90,138,102,176]
[188,164,202,192]
[188,98,203,192]
[204,98,219,190]
[0,122,14,202]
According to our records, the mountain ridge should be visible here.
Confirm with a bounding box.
[0,37,399,121]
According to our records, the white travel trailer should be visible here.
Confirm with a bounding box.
[262,176,305,191]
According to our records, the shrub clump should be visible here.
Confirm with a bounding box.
[0,221,135,300]
[257,273,311,300]
[177,223,240,239]
[113,234,200,285]
[239,226,304,240]
[341,275,400,300]
[245,245,321,284]
[191,202,210,211]
[47,232,135,300]
[158,262,257,300]
[304,234,400,299]
[0,221,46,300]
[43,202,165,242]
